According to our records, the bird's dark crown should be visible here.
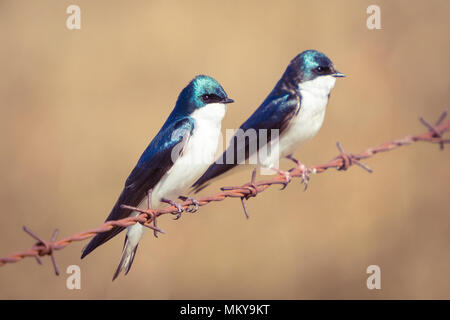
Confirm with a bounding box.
[281,50,341,89]
[174,75,232,115]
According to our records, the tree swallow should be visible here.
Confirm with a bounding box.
[81,75,234,279]
[192,50,344,192]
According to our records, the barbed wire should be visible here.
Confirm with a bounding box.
[0,110,449,275]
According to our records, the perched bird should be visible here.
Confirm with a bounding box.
[81,75,234,279]
[192,50,344,192]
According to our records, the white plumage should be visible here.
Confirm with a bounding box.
[259,75,336,169]
[125,103,227,254]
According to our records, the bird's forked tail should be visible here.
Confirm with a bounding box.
[112,223,144,281]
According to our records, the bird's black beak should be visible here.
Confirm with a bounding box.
[223,98,234,104]
[331,69,345,78]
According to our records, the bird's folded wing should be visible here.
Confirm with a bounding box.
[191,92,299,192]
[81,117,194,258]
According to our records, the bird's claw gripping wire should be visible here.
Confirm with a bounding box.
[286,154,311,191]
[161,198,184,220]
[270,167,291,190]
[23,226,60,275]
[178,196,199,213]
[335,142,373,173]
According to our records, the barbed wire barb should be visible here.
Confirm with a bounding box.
[335,141,373,173]
[0,110,449,274]
[22,226,60,275]
[419,108,448,150]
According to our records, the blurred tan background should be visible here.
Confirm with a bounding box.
[0,0,449,299]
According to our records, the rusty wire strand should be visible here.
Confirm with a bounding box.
[0,110,449,275]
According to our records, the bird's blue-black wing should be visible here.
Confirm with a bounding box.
[81,117,194,258]
[191,92,299,192]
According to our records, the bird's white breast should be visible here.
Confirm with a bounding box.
[126,103,226,248]
[151,103,226,205]
[260,75,336,168]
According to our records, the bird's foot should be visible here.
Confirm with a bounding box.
[270,167,291,190]
[299,164,311,191]
[161,198,184,220]
[286,154,311,191]
[178,196,199,213]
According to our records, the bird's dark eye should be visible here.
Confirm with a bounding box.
[201,93,222,103]
[315,66,330,74]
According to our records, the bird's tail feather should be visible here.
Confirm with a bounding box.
[112,236,139,280]
[112,223,144,280]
